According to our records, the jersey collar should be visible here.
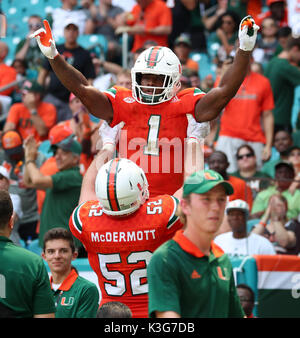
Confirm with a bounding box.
[173,230,224,258]
[50,268,78,291]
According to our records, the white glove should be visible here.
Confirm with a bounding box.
[29,20,58,59]
[99,121,125,150]
[238,15,259,52]
[186,114,210,140]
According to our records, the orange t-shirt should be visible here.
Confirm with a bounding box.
[128,0,172,52]
[105,86,205,197]
[228,175,253,210]
[254,8,289,28]
[6,102,57,142]
[218,71,274,143]
[69,195,182,318]
[0,63,17,96]
[184,59,199,72]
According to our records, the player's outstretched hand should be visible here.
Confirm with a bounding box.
[186,114,210,140]
[29,20,58,59]
[238,15,259,52]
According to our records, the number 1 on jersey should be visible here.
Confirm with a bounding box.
[144,115,161,156]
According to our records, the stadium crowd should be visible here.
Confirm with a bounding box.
[0,0,300,319]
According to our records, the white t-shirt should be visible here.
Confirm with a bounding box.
[214,232,276,257]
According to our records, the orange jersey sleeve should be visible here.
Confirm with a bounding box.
[69,195,182,318]
[103,86,205,196]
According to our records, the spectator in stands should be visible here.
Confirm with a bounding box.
[230,144,272,200]
[15,15,44,78]
[115,68,132,89]
[0,41,17,118]
[4,80,57,143]
[208,150,253,209]
[89,0,124,63]
[208,10,240,62]
[264,37,300,133]
[0,190,55,318]
[202,0,228,32]
[42,227,99,318]
[214,199,275,256]
[115,0,172,52]
[49,0,94,39]
[251,162,300,220]
[0,130,46,245]
[287,145,300,195]
[215,55,274,172]
[38,20,96,122]
[261,129,294,178]
[255,0,288,28]
[253,17,279,66]
[173,35,199,73]
[97,301,132,318]
[252,194,300,255]
[23,133,83,254]
[276,25,292,53]
[236,284,256,318]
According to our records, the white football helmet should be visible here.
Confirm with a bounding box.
[131,46,182,105]
[95,158,149,216]
[225,199,249,217]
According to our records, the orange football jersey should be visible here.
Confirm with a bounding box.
[69,195,182,318]
[104,86,205,196]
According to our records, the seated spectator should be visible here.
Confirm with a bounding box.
[287,145,300,195]
[0,130,47,245]
[202,0,228,32]
[255,0,288,29]
[261,129,294,178]
[252,194,300,255]
[214,199,275,256]
[42,227,99,318]
[49,0,94,39]
[230,144,272,200]
[97,301,132,318]
[38,20,96,122]
[173,35,199,73]
[0,41,17,119]
[89,0,124,63]
[4,80,57,143]
[208,11,240,62]
[114,68,132,89]
[251,162,300,220]
[23,133,84,255]
[253,17,279,67]
[236,284,256,318]
[14,15,45,78]
[208,150,253,209]
[250,61,264,74]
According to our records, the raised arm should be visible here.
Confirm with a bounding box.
[194,16,259,122]
[30,20,114,123]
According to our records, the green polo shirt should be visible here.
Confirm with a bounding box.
[147,230,244,318]
[50,268,99,318]
[39,166,82,248]
[0,236,55,317]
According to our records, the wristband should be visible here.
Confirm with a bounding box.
[259,220,266,227]
[186,137,200,144]
[102,143,115,152]
[25,160,35,165]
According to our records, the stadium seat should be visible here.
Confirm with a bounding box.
[26,238,42,256]
[77,34,108,58]
[190,52,216,81]
[247,219,260,233]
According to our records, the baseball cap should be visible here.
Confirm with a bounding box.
[1,131,23,156]
[174,35,192,48]
[183,169,234,197]
[267,0,285,6]
[49,124,82,156]
[226,199,249,216]
[0,165,9,180]
[22,80,44,94]
[64,19,79,29]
